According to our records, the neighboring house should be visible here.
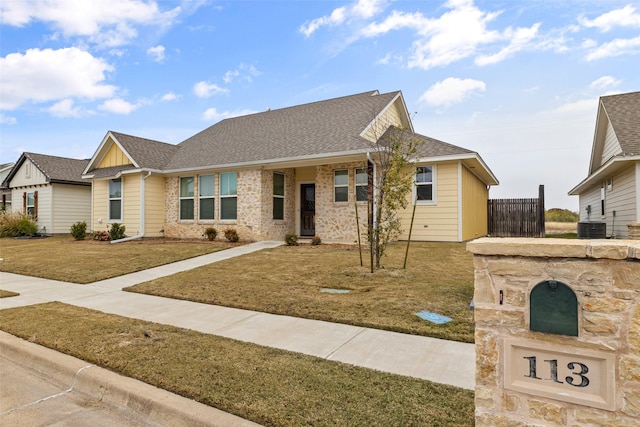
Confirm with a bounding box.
[2,153,91,235]
[569,91,640,239]
[0,162,15,211]
[82,90,498,243]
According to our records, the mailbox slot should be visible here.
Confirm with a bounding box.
[530,280,578,336]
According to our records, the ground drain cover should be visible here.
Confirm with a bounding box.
[320,288,351,294]
[415,311,452,324]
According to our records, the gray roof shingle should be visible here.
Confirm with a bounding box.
[601,91,640,155]
[25,153,90,184]
[380,127,474,158]
[108,131,178,170]
[164,90,400,170]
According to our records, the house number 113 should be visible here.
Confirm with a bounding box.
[523,356,590,387]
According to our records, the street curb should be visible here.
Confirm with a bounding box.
[0,331,260,426]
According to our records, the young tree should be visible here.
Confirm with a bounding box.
[367,125,422,269]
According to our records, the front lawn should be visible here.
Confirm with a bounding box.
[127,241,476,343]
[0,302,474,426]
[0,236,233,283]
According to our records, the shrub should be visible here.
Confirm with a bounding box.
[70,221,87,240]
[108,223,126,241]
[311,235,322,246]
[284,232,298,246]
[224,228,239,242]
[204,227,217,241]
[92,230,110,241]
[0,211,38,237]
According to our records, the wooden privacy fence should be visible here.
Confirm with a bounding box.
[487,185,545,238]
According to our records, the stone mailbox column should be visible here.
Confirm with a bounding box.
[467,238,640,426]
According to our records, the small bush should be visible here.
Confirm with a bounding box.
[0,211,38,237]
[108,223,126,241]
[92,230,110,241]
[204,227,217,241]
[284,233,298,246]
[224,228,239,242]
[70,221,87,240]
[311,235,322,246]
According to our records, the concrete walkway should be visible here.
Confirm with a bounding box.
[0,241,475,390]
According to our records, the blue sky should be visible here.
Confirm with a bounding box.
[1,0,639,210]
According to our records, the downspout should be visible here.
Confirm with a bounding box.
[111,171,151,244]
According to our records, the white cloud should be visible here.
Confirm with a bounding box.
[147,45,165,62]
[475,23,540,66]
[0,0,182,48]
[161,92,180,101]
[98,98,139,114]
[193,81,228,98]
[47,99,83,118]
[0,47,116,110]
[548,98,598,116]
[585,36,640,60]
[590,76,621,90]
[223,63,261,84]
[299,0,386,37]
[419,77,486,107]
[0,114,17,125]
[579,5,640,32]
[202,107,257,122]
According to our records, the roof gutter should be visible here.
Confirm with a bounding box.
[111,171,152,244]
[569,154,640,195]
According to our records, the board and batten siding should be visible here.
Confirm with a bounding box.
[8,159,47,187]
[143,174,166,237]
[398,162,460,242]
[99,140,132,168]
[604,164,638,238]
[461,165,489,241]
[601,121,622,164]
[50,184,91,234]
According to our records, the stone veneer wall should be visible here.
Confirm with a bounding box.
[315,163,369,243]
[628,224,640,240]
[467,238,640,427]
[259,168,295,241]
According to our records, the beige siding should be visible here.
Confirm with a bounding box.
[50,184,91,234]
[122,174,141,235]
[98,140,132,168]
[361,97,407,142]
[143,174,166,237]
[601,121,622,164]
[578,185,602,222]
[8,159,47,187]
[92,180,109,232]
[604,164,638,238]
[399,162,460,242]
[461,165,489,240]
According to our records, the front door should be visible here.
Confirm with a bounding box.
[300,184,315,236]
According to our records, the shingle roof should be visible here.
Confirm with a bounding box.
[25,153,90,184]
[380,127,474,158]
[164,90,400,170]
[601,91,640,155]
[109,131,178,170]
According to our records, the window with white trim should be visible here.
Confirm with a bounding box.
[355,167,368,202]
[273,172,284,220]
[199,175,215,220]
[26,192,35,217]
[334,169,348,202]
[415,166,435,204]
[109,179,122,220]
[180,176,195,220]
[220,172,237,220]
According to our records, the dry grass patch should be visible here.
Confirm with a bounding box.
[0,290,19,298]
[127,242,475,343]
[0,236,234,284]
[0,302,474,426]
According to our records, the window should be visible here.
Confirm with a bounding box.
[180,177,194,220]
[109,179,122,220]
[273,172,285,220]
[334,169,348,202]
[415,166,434,203]
[199,175,215,220]
[355,168,368,202]
[220,172,237,220]
[26,192,35,217]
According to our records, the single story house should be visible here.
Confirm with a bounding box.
[569,91,640,239]
[2,152,91,234]
[82,90,498,243]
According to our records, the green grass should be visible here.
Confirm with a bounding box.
[0,302,474,426]
[0,236,235,283]
[126,242,475,343]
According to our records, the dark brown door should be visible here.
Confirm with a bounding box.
[300,184,315,236]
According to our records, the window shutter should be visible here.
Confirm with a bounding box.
[23,192,26,213]
[34,191,38,220]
